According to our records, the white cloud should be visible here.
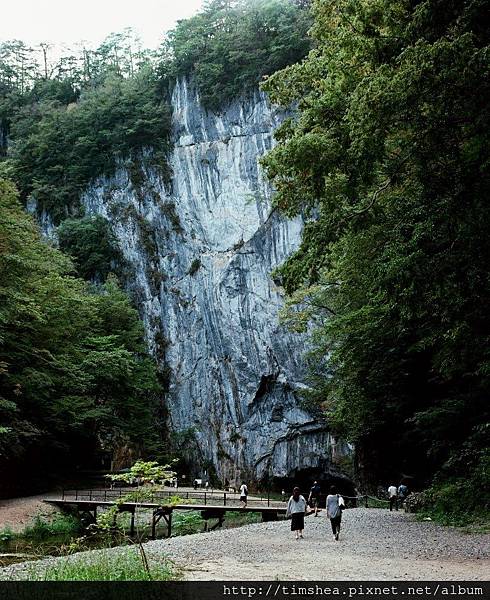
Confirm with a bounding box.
[0,0,204,49]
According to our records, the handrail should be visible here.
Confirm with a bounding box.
[59,489,394,507]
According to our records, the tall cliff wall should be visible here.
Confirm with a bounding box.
[79,78,345,483]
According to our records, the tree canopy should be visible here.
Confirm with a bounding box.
[262,0,490,499]
[165,0,312,111]
[0,180,164,493]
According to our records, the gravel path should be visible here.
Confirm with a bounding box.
[1,508,488,580]
[142,508,489,580]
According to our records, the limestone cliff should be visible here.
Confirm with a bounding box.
[78,78,346,483]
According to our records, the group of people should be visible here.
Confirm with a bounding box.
[240,479,410,540]
[387,482,409,511]
[285,484,344,541]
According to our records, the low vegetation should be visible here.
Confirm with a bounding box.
[26,548,175,581]
[21,514,81,540]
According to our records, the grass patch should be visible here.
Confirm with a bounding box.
[365,498,390,509]
[22,514,82,540]
[0,526,14,543]
[170,509,261,537]
[173,511,203,536]
[0,513,82,547]
[27,548,175,581]
[224,511,261,528]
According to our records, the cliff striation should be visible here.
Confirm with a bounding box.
[78,78,346,483]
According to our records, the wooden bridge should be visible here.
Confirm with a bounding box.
[44,489,287,539]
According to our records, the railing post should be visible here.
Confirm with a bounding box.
[89,490,92,501]
[151,513,156,540]
[365,495,368,508]
[104,490,107,501]
[130,510,135,537]
[75,490,78,500]
[204,492,207,505]
[224,492,227,506]
[168,511,172,538]
[62,489,65,500]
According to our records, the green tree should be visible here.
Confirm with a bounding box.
[0,180,163,493]
[262,0,490,490]
[2,64,171,220]
[58,216,122,281]
[166,0,312,111]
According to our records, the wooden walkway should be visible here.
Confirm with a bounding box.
[43,498,287,538]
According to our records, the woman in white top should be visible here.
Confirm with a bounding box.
[286,487,307,539]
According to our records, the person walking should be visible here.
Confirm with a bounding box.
[388,484,398,511]
[326,485,344,541]
[397,482,408,508]
[286,487,307,540]
[308,481,322,516]
[239,481,248,508]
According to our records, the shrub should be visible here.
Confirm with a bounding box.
[172,511,203,536]
[0,526,13,543]
[187,258,201,276]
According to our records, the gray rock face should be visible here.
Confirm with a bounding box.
[79,78,344,483]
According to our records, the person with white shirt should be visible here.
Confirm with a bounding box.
[388,484,398,511]
[239,481,248,507]
[286,486,307,540]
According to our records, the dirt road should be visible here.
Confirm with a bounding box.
[0,494,57,533]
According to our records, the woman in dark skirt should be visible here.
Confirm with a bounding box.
[286,487,307,539]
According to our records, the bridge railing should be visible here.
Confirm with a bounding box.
[60,488,286,507]
[60,489,393,509]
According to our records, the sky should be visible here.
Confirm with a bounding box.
[0,0,204,50]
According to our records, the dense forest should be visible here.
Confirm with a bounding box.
[0,0,311,493]
[0,0,311,221]
[262,0,489,521]
[0,181,165,494]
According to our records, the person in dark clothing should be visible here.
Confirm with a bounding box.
[397,483,408,508]
[308,481,322,516]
